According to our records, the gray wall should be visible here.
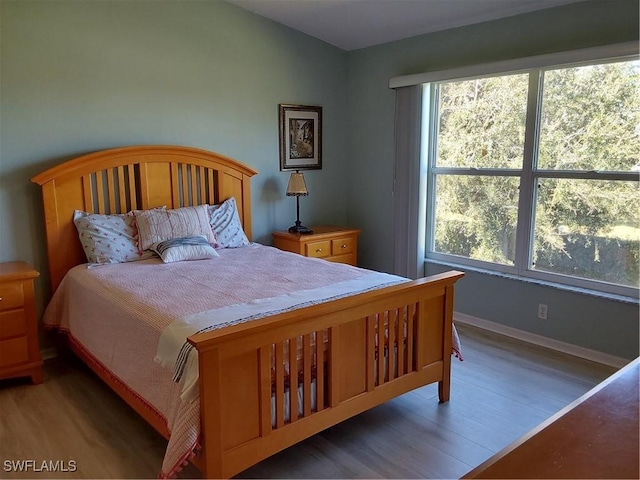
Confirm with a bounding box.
[346,0,639,359]
[1,0,348,296]
[1,0,638,360]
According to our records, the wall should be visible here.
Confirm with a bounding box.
[1,1,348,302]
[2,0,638,361]
[346,0,639,359]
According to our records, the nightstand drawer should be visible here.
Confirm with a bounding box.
[0,310,27,339]
[272,226,360,266]
[0,261,41,384]
[0,336,29,367]
[306,240,331,258]
[331,237,355,256]
[0,282,24,311]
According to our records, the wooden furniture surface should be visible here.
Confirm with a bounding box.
[272,226,360,265]
[32,145,464,479]
[31,145,257,293]
[0,261,42,384]
[465,357,640,479]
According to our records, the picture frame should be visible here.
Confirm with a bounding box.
[279,104,322,171]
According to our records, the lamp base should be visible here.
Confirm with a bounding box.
[288,222,313,234]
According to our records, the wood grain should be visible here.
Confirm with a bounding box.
[0,262,42,384]
[0,325,616,479]
[271,226,361,266]
[465,358,639,479]
[32,145,465,478]
[30,145,258,292]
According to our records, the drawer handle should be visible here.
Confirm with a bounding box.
[341,244,348,249]
[316,248,323,253]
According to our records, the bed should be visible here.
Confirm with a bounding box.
[31,145,464,478]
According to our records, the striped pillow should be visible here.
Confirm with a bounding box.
[151,235,219,263]
[207,197,250,248]
[135,205,216,251]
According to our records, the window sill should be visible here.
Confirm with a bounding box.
[425,258,639,305]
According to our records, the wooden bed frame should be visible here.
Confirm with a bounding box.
[31,145,464,478]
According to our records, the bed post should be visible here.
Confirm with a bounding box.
[197,347,224,479]
[438,283,456,403]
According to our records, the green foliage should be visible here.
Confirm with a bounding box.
[539,62,640,171]
[438,74,528,169]
[434,175,518,265]
[433,60,640,287]
[535,234,639,287]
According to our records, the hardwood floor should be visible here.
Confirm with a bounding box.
[0,325,616,479]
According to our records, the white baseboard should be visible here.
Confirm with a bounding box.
[454,312,630,369]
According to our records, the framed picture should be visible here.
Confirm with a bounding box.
[279,104,322,171]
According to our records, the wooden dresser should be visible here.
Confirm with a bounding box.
[465,358,639,479]
[0,261,42,384]
[272,226,360,266]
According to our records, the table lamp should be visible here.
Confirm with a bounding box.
[286,171,313,234]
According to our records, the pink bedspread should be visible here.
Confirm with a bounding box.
[43,246,388,476]
[43,245,462,477]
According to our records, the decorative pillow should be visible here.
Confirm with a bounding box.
[135,204,216,251]
[73,210,155,265]
[151,235,219,263]
[207,197,250,248]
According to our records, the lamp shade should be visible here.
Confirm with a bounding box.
[286,172,308,196]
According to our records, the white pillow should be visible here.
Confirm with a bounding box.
[135,205,216,251]
[207,197,250,248]
[151,236,219,263]
[73,210,155,265]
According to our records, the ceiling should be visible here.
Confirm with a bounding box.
[227,0,587,51]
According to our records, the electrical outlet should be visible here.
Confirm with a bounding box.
[538,303,548,320]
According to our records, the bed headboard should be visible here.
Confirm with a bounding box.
[31,145,258,293]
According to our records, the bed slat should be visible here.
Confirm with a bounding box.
[117,166,127,212]
[377,314,384,385]
[190,165,198,206]
[181,164,189,206]
[366,316,376,392]
[106,168,116,213]
[96,171,106,213]
[171,164,180,208]
[207,169,216,205]
[82,175,93,212]
[199,167,207,205]
[259,346,272,436]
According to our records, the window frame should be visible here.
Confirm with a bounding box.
[423,54,640,299]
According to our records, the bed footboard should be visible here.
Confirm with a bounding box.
[188,270,464,478]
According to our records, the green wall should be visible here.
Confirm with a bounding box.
[346,0,639,359]
[1,0,348,296]
[1,0,638,360]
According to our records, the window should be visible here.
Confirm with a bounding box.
[424,57,639,297]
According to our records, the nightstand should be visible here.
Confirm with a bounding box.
[0,261,42,384]
[272,226,360,266]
